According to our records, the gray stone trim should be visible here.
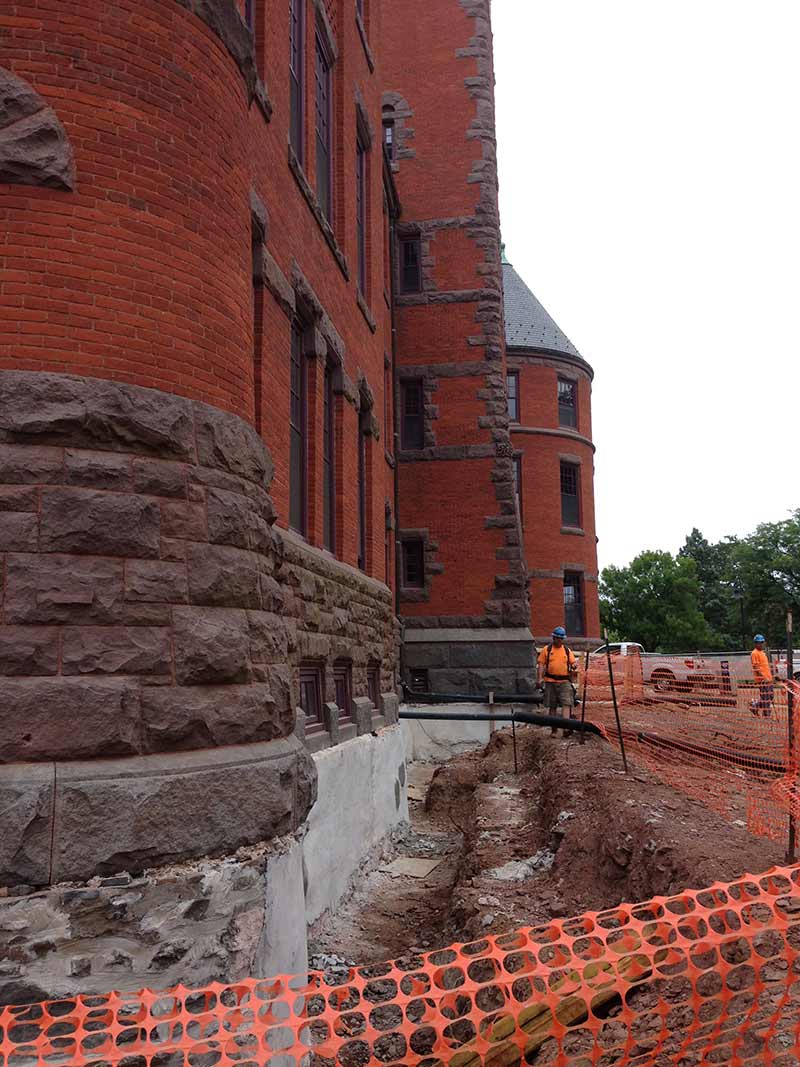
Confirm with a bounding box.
[249,188,269,240]
[558,452,583,465]
[290,261,345,360]
[398,528,442,604]
[529,569,564,580]
[561,526,586,537]
[395,288,485,307]
[261,249,296,318]
[505,346,595,381]
[354,86,374,147]
[398,443,495,463]
[288,147,349,280]
[356,289,377,333]
[0,67,75,190]
[174,0,266,108]
[355,10,375,72]
[381,91,415,167]
[404,627,533,644]
[511,425,596,452]
[312,0,339,61]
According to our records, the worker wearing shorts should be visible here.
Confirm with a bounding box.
[537,626,578,736]
[750,634,774,718]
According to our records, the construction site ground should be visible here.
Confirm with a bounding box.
[309,721,784,971]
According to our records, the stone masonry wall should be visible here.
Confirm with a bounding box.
[0,371,397,888]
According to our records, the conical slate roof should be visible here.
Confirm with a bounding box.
[502,261,581,359]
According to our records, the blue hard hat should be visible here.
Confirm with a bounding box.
[754,634,766,644]
[552,626,567,638]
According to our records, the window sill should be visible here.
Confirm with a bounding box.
[558,421,579,432]
[400,587,429,603]
[355,10,375,72]
[561,526,585,537]
[288,146,350,281]
[357,289,377,333]
[253,78,273,123]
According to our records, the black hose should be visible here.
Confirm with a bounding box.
[399,708,604,737]
[633,730,786,775]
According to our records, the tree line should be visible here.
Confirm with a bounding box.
[600,511,800,653]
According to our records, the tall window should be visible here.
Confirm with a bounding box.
[315,30,333,222]
[383,112,395,160]
[507,371,520,423]
[401,540,425,589]
[356,135,368,294]
[400,379,424,450]
[558,377,577,428]
[289,0,304,160]
[399,236,421,293]
[358,410,368,571]
[560,461,580,528]
[564,572,585,636]
[323,362,335,552]
[290,322,307,534]
[513,454,523,525]
[299,662,324,735]
[334,660,353,722]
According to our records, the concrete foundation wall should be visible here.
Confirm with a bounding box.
[304,725,409,925]
[402,704,499,762]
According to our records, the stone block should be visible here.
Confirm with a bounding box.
[0,372,195,459]
[353,696,374,736]
[403,643,449,669]
[0,626,59,676]
[0,513,38,552]
[160,500,207,541]
[248,611,290,662]
[5,554,124,625]
[40,489,160,558]
[0,764,53,887]
[0,677,141,762]
[125,560,188,604]
[50,737,317,881]
[141,682,292,752]
[467,669,519,696]
[0,444,63,485]
[187,544,261,609]
[381,692,399,726]
[427,669,470,694]
[260,574,285,613]
[131,458,188,498]
[64,450,132,490]
[62,627,172,676]
[0,487,37,512]
[194,401,274,488]
[206,486,252,549]
[173,607,251,685]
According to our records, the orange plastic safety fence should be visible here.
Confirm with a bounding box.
[580,651,800,845]
[3,867,800,1066]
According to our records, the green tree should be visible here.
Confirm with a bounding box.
[600,550,713,653]
[678,528,739,649]
[730,510,800,646]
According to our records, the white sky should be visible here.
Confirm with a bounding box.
[492,0,800,570]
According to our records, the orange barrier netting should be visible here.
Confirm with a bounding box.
[578,652,800,845]
[3,866,800,1066]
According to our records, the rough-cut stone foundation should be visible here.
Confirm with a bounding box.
[0,371,398,890]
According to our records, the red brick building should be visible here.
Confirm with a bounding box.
[504,259,602,648]
[0,0,598,904]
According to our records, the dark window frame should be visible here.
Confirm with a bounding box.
[289,320,308,535]
[399,235,422,293]
[507,370,520,423]
[558,377,578,429]
[333,659,354,723]
[299,662,325,734]
[314,27,334,223]
[409,668,429,694]
[564,572,585,637]
[400,379,424,450]
[367,663,380,709]
[357,408,368,572]
[323,360,336,552]
[245,0,256,31]
[356,131,368,295]
[513,453,523,525]
[560,460,581,528]
[401,539,425,589]
[289,0,305,162]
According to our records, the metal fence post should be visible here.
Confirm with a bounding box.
[788,612,795,864]
[605,629,629,774]
[579,650,590,745]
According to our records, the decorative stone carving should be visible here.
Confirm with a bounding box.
[0,68,75,190]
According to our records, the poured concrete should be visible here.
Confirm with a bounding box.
[304,724,409,925]
[402,703,504,762]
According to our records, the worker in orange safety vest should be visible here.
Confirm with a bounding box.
[750,634,774,719]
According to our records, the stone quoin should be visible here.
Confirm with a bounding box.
[0,0,600,998]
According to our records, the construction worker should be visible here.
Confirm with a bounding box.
[537,626,579,736]
[750,634,774,719]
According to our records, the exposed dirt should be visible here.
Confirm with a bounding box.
[310,726,784,967]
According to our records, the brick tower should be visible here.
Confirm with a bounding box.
[383,0,534,694]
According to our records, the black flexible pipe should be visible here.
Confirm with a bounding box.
[632,730,787,775]
[399,708,604,737]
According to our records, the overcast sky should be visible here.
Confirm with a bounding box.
[492,0,800,571]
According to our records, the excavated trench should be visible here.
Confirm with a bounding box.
[310,726,782,967]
